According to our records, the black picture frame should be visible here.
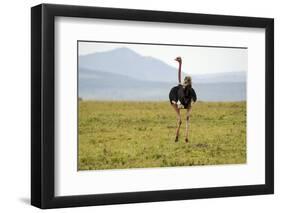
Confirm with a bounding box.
[31,3,274,209]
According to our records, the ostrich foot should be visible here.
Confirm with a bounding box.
[175,136,179,142]
[185,138,189,143]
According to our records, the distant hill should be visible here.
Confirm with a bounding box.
[79,47,178,82]
[79,68,246,101]
[192,71,246,83]
[79,47,246,101]
[79,47,246,84]
[79,68,174,100]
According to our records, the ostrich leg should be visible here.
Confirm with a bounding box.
[172,104,181,142]
[185,107,192,143]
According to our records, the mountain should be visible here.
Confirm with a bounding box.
[192,71,246,83]
[79,47,178,82]
[79,68,246,101]
[79,68,174,100]
[78,47,247,101]
[79,47,246,84]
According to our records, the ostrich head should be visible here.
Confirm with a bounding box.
[174,56,182,63]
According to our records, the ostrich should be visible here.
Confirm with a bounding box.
[169,57,197,143]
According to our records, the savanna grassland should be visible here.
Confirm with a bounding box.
[78,101,246,170]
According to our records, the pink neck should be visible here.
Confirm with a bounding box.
[178,62,182,83]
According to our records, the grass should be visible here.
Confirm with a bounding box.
[78,101,246,170]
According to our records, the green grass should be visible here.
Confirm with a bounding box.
[78,101,246,170]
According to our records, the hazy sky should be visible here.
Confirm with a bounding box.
[78,41,247,75]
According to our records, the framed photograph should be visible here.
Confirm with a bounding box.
[31,3,274,209]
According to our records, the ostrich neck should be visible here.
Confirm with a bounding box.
[178,62,182,83]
